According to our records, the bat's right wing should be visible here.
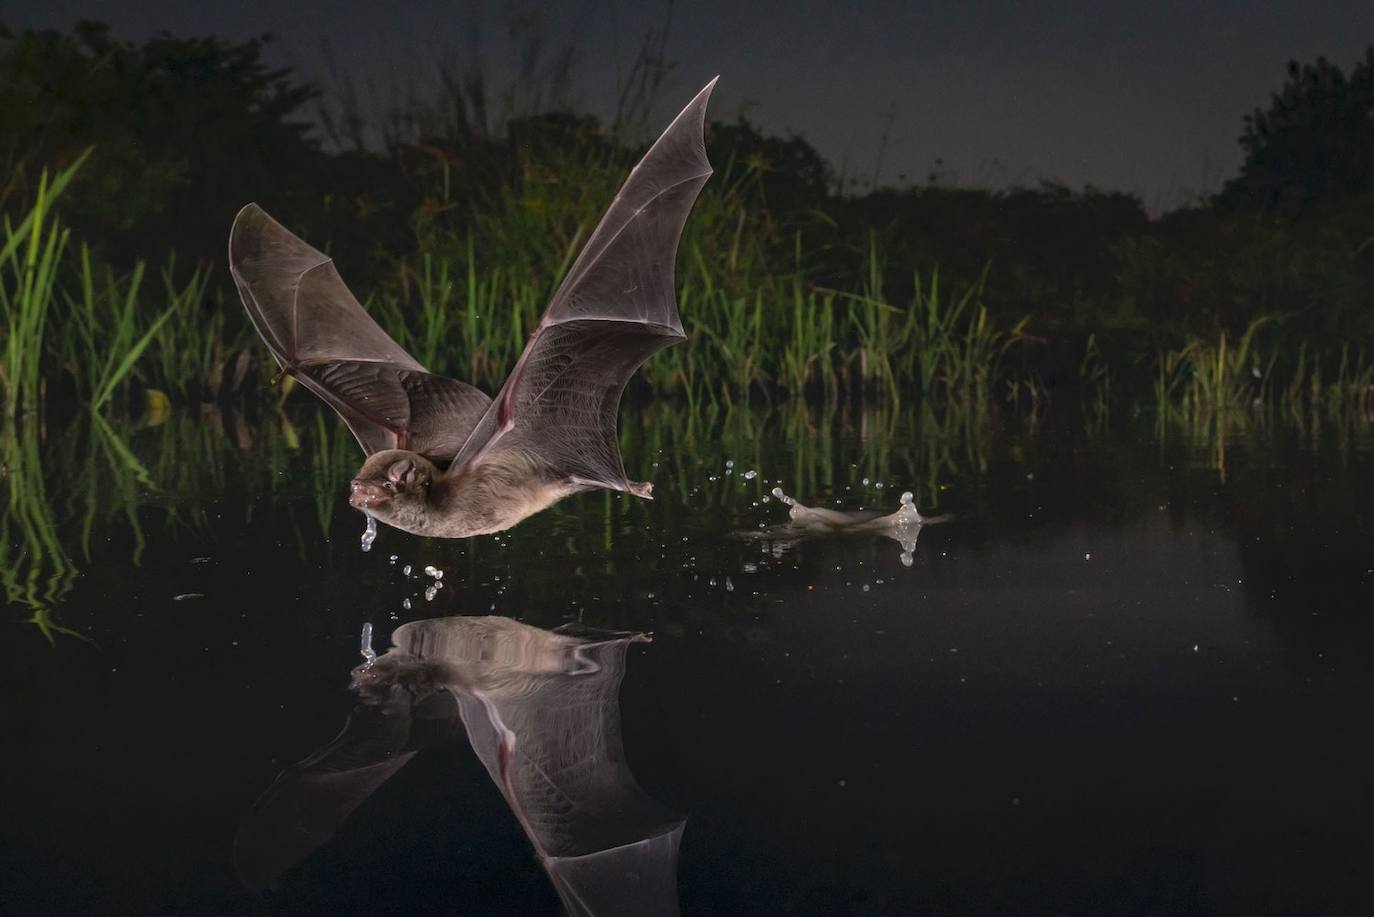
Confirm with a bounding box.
[443,79,717,493]
[394,616,687,916]
[229,204,491,461]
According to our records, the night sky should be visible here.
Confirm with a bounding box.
[10,0,1374,211]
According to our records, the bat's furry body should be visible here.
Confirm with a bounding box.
[230,80,716,539]
[351,447,583,538]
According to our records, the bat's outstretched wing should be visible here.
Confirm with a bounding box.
[229,204,491,460]
[445,78,718,493]
[232,676,423,890]
[395,616,686,917]
[234,616,682,910]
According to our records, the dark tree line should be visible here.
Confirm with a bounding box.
[3,19,1371,376]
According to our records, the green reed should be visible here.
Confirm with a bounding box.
[61,247,207,413]
[142,261,232,401]
[4,149,1370,422]
[822,255,1031,405]
[0,163,77,418]
[1,153,216,416]
[0,418,78,614]
[1152,316,1374,419]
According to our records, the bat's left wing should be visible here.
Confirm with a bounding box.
[232,672,427,890]
[229,204,492,461]
[444,78,717,495]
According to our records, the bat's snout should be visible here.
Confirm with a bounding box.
[349,478,389,509]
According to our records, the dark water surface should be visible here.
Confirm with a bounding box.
[3,403,1373,915]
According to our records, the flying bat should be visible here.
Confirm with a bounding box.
[234,615,684,917]
[229,80,717,539]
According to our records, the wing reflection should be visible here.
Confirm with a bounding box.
[235,615,683,916]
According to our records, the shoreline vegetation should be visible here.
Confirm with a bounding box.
[1,21,1372,422]
[4,397,1372,631]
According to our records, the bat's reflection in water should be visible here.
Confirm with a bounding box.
[235,616,683,916]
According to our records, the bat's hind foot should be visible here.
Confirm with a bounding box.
[565,476,654,500]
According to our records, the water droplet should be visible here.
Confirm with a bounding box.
[359,622,376,666]
[360,514,378,553]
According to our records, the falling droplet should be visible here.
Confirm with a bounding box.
[360,514,378,553]
[360,622,376,666]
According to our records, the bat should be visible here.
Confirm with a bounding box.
[235,615,685,917]
[229,79,717,539]
[738,487,952,567]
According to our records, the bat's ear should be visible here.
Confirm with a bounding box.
[387,457,418,486]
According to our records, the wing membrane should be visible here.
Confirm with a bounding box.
[447,78,716,488]
[229,204,491,458]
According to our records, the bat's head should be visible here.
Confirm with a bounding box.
[350,450,438,530]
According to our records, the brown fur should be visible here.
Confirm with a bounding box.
[350,448,592,538]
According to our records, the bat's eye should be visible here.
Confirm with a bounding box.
[383,481,395,492]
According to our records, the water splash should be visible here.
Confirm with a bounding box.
[749,485,947,565]
[890,491,923,526]
[770,486,797,507]
[360,514,378,553]
[359,622,376,667]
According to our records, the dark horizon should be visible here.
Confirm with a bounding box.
[8,0,1374,212]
